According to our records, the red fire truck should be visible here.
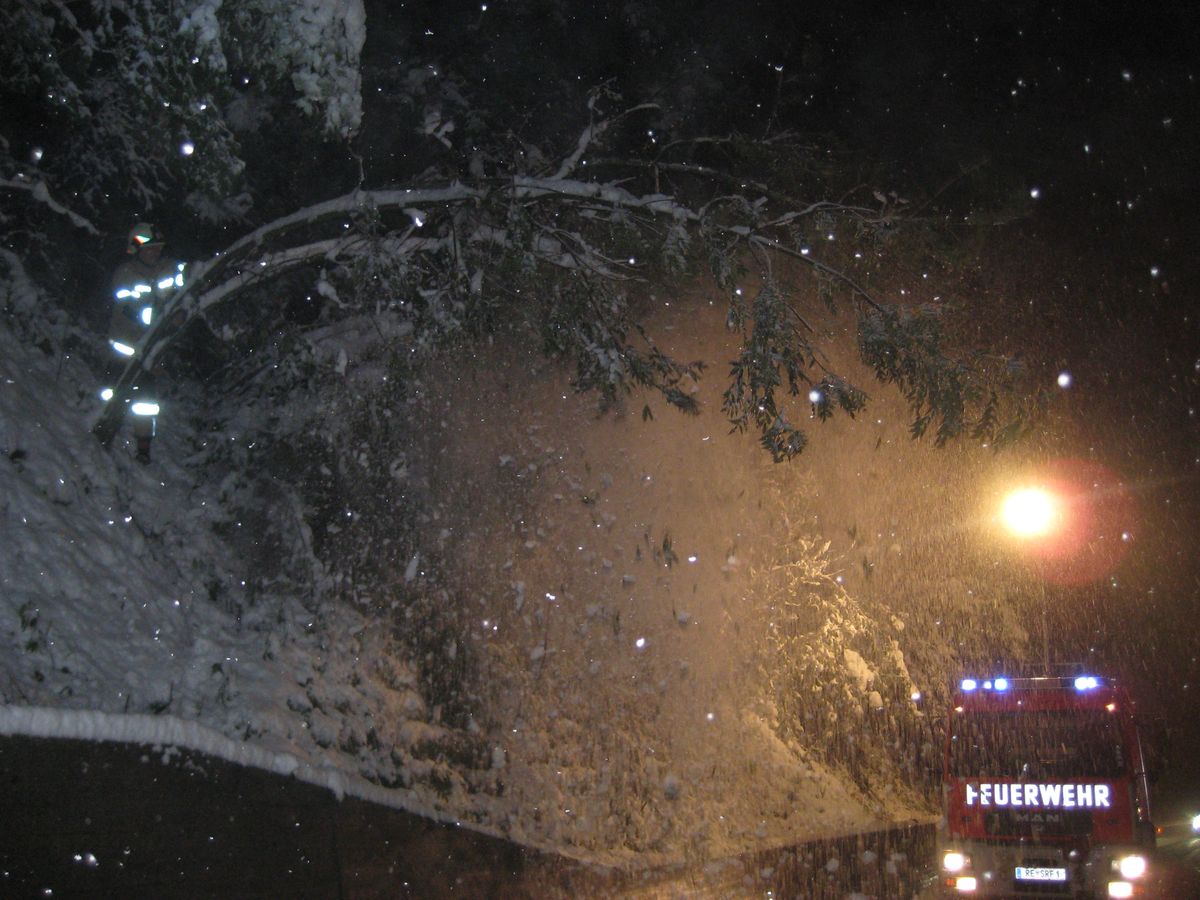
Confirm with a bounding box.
[937,673,1156,897]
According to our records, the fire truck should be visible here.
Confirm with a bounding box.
[937,673,1156,897]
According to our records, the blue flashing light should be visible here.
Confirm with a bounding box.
[994,677,1010,692]
[960,678,978,692]
[1074,675,1100,691]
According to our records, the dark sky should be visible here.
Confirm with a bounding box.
[824,1,1200,786]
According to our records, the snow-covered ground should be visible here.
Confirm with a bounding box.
[0,281,498,831]
[1,267,947,869]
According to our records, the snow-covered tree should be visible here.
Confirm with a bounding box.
[1,0,365,227]
[3,1,1038,463]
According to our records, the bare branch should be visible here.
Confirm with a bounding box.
[745,233,882,312]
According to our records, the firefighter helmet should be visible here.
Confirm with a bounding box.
[127,222,162,254]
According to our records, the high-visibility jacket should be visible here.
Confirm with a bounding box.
[108,255,185,358]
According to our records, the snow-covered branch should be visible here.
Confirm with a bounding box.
[551,101,659,180]
[94,164,925,458]
[511,176,694,221]
[211,185,481,264]
[0,175,98,234]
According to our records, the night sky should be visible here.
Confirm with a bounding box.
[816,0,1200,794]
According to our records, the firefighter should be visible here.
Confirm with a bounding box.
[100,222,185,463]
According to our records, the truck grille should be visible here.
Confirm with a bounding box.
[985,808,1094,838]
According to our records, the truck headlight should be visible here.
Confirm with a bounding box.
[1108,882,1133,899]
[1117,854,1146,879]
[1192,813,1200,832]
[943,851,968,873]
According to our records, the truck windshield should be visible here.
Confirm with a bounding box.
[949,709,1126,779]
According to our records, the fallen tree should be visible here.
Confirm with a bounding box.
[94,110,1033,459]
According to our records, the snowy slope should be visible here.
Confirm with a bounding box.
[0,287,502,831]
[0,267,941,869]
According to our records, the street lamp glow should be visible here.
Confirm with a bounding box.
[1001,487,1058,538]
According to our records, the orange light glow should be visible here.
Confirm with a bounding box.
[1001,488,1059,538]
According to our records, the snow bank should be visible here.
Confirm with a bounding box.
[0,704,465,823]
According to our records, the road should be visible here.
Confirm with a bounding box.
[914,818,1200,899]
[12,733,1200,898]
[0,735,932,899]
[1152,809,1200,895]
[0,734,550,899]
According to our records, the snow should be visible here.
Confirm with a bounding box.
[0,178,98,234]
[285,0,367,137]
[0,284,499,832]
[843,647,877,693]
[0,261,935,868]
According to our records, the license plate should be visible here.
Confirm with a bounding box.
[1015,866,1068,882]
